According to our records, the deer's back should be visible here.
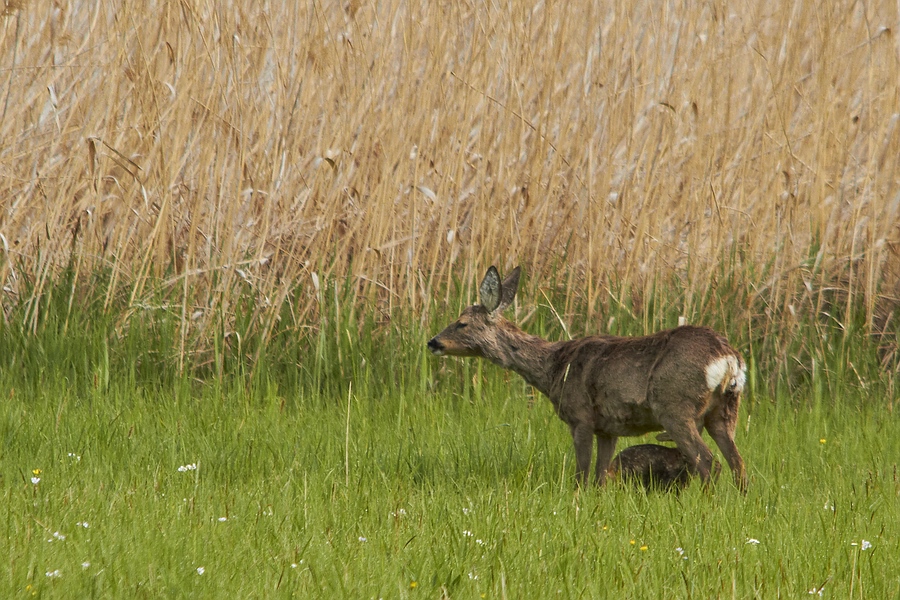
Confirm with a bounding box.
[546,326,740,435]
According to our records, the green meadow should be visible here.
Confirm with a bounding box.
[2,288,898,598]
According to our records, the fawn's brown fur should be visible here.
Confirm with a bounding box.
[608,444,722,491]
[427,266,748,491]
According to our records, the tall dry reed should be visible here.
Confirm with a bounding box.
[1,0,899,370]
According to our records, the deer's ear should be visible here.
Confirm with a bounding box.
[498,266,521,312]
[479,266,501,312]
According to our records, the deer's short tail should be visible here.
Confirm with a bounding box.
[704,354,746,394]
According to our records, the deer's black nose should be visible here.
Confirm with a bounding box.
[427,338,444,353]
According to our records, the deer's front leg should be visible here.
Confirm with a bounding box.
[594,435,618,485]
[571,424,594,486]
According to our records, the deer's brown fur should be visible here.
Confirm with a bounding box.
[427,266,748,491]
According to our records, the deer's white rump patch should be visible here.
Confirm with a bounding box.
[705,355,746,393]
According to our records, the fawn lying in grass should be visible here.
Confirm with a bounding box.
[428,266,747,491]
[609,444,722,491]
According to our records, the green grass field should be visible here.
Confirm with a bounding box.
[2,299,898,599]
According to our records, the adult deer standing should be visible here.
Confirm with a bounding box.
[427,266,748,492]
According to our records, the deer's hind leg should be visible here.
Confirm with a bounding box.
[649,384,716,483]
[704,392,748,492]
[669,426,715,482]
[654,411,715,482]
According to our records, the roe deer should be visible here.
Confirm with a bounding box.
[608,444,722,492]
[427,266,748,492]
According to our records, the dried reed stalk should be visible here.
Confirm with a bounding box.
[1,0,899,365]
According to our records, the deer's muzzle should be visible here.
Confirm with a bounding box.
[427,337,445,355]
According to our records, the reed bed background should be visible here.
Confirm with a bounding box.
[2,0,900,385]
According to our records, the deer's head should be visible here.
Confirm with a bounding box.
[427,266,521,357]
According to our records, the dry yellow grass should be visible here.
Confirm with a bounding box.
[1,1,899,359]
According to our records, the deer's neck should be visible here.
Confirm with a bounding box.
[483,320,556,395]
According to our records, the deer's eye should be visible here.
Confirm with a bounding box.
[456,322,468,330]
